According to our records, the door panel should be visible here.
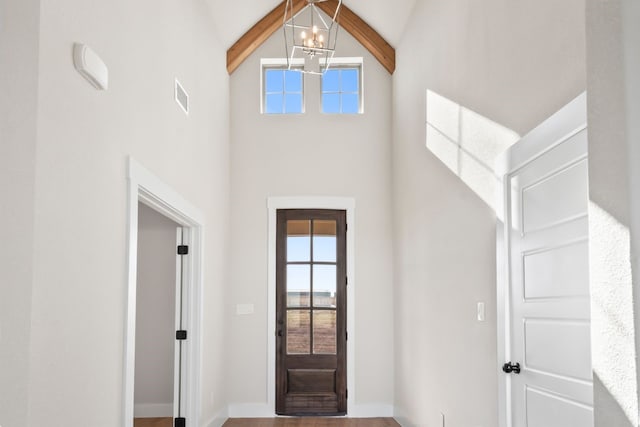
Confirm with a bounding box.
[506,128,593,426]
[276,209,347,415]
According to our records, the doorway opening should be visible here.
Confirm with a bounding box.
[134,203,182,426]
[124,158,204,427]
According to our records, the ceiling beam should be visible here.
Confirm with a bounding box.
[316,1,395,74]
[226,0,396,75]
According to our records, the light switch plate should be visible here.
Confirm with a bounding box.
[236,303,254,315]
[477,302,486,322]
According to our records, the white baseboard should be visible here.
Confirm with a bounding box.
[228,403,273,418]
[134,403,173,418]
[393,406,413,427]
[204,407,229,427]
[349,403,394,417]
[227,402,394,418]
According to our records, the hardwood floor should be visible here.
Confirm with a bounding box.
[223,418,400,427]
[134,418,172,427]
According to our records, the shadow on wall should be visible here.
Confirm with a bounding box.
[425,90,520,211]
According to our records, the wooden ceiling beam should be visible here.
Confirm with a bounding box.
[316,1,395,74]
[226,0,396,75]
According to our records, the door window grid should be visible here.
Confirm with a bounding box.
[263,68,304,114]
[286,219,337,355]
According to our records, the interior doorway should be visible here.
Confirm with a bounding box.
[124,158,204,427]
[134,203,182,426]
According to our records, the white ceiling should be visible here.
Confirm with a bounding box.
[204,0,418,50]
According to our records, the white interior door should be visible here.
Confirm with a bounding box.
[499,94,593,427]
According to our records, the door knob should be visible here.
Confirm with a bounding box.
[502,362,521,374]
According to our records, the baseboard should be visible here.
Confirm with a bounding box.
[393,406,413,427]
[227,402,394,418]
[204,406,229,427]
[134,403,173,418]
[227,403,273,418]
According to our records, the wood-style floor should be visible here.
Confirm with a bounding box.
[134,418,172,427]
[134,417,400,427]
[223,418,401,427]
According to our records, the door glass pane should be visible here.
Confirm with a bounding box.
[313,265,336,308]
[287,220,310,262]
[287,265,310,307]
[313,220,336,262]
[287,310,310,354]
[313,310,336,354]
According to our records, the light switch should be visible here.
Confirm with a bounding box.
[236,303,254,315]
[477,302,486,322]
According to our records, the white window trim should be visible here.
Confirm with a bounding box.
[260,58,305,115]
[320,57,364,115]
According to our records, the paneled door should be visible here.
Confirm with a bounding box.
[501,95,593,427]
[276,209,347,415]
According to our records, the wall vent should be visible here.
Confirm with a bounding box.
[175,79,189,115]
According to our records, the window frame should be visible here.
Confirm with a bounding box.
[261,58,305,115]
[320,57,364,115]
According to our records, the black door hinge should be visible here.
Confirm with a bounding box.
[345,276,348,286]
[176,330,188,340]
[346,389,348,399]
[177,245,189,255]
[175,418,186,427]
[346,331,348,341]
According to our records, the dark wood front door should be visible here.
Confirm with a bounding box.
[276,209,347,415]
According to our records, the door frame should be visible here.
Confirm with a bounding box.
[495,93,588,427]
[123,157,204,427]
[267,197,355,416]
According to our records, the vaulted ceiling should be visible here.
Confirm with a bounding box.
[204,0,418,61]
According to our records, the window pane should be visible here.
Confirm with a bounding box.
[287,310,310,354]
[322,69,340,92]
[313,220,336,262]
[341,69,359,92]
[313,310,336,354]
[288,265,310,307]
[287,220,310,261]
[322,93,340,114]
[285,70,302,92]
[265,69,284,92]
[285,93,303,114]
[266,94,283,114]
[313,265,336,308]
[341,93,359,114]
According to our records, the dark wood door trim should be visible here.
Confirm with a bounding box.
[276,209,347,415]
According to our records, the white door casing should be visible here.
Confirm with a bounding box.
[125,158,204,427]
[496,93,593,427]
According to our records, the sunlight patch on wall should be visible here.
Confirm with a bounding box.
[426,90,520,210]
[589,201,639,425]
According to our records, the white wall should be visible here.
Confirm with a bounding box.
[228,29,394,413]
[20,0,231,425]
[392,0,586,425]
[586,0,640,425]
[135,204,178,416]
[0,0,39,425]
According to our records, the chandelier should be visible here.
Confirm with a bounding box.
[283,0,342,74]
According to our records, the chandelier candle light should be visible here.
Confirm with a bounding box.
[283,0,342,74]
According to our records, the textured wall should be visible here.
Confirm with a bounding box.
[0,0,40,425]
[586,0,640,425]
[392,0,586,425]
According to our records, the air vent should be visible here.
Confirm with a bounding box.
[175,79,189,115]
